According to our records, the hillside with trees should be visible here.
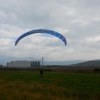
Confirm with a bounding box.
[71,60,100,67]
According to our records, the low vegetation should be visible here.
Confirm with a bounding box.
[0,71,99,100]
[93,68,100,73]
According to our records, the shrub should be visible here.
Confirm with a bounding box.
[93,68,100,73]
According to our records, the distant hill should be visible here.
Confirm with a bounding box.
[0,56,85,66]
[44,60,85,66]
[71,60,100,67]
[1,56,100,67]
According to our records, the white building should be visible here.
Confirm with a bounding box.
[7,60,40,68]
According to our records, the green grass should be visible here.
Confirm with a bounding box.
[0,71,99,100]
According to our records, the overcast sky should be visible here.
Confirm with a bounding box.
[0,0,100,62]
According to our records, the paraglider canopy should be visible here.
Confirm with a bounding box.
[15,29,67,46]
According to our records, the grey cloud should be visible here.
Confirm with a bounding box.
[0,0,100,61]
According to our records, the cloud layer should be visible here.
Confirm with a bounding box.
[0,0,100,63]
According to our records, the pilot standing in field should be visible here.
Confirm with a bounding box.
[40,69,44,77]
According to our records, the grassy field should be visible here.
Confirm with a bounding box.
[0,71,99,100]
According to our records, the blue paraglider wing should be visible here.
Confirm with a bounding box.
[15,29,67,46]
